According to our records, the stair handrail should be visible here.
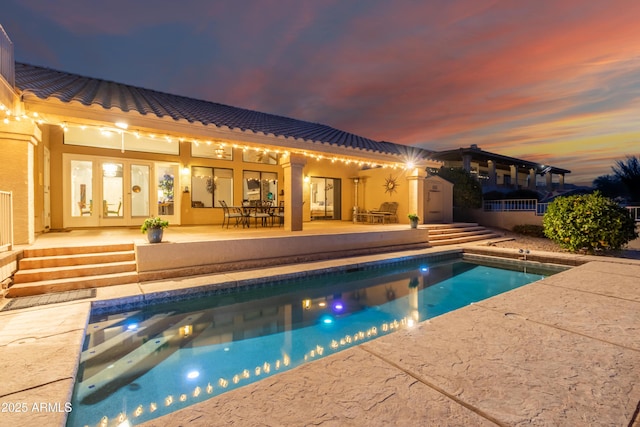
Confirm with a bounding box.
[0,190,13,252]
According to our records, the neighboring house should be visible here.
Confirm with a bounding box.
[429,144,571,194]
[0,26,442,245]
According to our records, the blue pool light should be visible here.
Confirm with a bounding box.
[332,302,344,312]
[126,323,138,331]
[186,370,200,380]
[420,266,429,273]
[320,315,334,325]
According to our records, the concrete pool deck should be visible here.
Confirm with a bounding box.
[1,245,639,426]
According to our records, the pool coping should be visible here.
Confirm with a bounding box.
[1,244,639,426]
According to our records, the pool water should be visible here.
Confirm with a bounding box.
[67,257,558,426]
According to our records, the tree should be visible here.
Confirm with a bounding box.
[592,174,629,200]
[435,167,482,208]
[612,155,640,202]
[543,192,638,253]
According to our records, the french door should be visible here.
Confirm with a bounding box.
[63,154,180,228]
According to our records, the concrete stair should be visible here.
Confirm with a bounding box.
[7,244,138,297]
[426,223,500,246]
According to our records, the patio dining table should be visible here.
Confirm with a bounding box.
[231,204,278,228]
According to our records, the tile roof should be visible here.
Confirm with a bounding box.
[14,62,428,158]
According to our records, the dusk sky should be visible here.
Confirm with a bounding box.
[4,0,640,185]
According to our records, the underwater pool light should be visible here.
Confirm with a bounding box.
[420,266,429,273]
[320,315,334,325]
[126,323,138,331]
[186,370,200,380]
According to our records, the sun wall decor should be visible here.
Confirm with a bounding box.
[384,174,398,195]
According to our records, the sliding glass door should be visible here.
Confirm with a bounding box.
[310,177,341,220]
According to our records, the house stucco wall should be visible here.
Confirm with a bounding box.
[0,121,40,244]
[464,208,542,230]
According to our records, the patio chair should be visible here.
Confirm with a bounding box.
[220,200,246,228]
[273,200,284,226]
[103,200,121,217]
[249,201,273,227]
[78,200,92,216]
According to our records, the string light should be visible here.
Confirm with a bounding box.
[1,115,418,169]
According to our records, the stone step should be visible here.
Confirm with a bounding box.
[6,271,139,297]
[13,261,137,284]
[425,222,479,231]
[19,251,136,270]
[429,232,501,246]
[427,226,486,236]
[428,229,497,241]
[23,243,134,258]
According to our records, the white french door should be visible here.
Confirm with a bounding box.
[64,154,179,228]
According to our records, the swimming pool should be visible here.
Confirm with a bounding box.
[67,255,564,426]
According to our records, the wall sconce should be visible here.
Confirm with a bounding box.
[181,167,190,176]
[304,175,310,183]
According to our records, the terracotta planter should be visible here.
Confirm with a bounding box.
[147,227,164,243]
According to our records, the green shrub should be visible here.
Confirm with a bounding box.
[512,224,546,238]
[542,192,638,253]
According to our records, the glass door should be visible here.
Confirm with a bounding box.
[310,177,341,220]
[66,157,98,227]
[64,155,159,227]
[100,161,125,225]
[131,164,150,218]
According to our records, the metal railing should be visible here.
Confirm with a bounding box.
[0,191,13,251]
[0,25,14,87]
[483,198,548,216]
[627,206,640,222]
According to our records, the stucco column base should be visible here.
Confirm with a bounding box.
[406,168,426,224]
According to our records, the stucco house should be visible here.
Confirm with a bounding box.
[0,26,443,247]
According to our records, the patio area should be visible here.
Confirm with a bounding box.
[22,221,422,248]
[1,225,639,426]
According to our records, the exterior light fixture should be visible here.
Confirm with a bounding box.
[115,121,128,130]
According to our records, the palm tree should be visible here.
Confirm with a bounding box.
[612,155,640,202]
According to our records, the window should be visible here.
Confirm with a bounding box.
[191,167,234,207]
[242,171,278,203]
[64,126,179,155]
[191,142,233,161]
[242,149,279,164]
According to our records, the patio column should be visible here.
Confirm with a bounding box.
[406,167,426,224]
[280,153,306,231]
[559,174,565,190]
[462,154,472,172]
[487,160,496,187]
[546,172,552,191]
[510,165,518,189]
[529,168,536,190]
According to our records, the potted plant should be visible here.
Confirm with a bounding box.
[141,216,169,243]
[407,213,420,229]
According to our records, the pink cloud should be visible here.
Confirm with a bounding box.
[12,0,640,186]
